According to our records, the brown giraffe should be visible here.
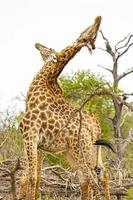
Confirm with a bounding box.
[18,16,113,200]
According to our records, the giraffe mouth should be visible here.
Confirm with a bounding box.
[80,16,102,54]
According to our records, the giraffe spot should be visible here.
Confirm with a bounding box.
[46,110,52,118]
[48,119,55,124]
[39,102,47,110]
[25,111,31,119]
[71,124,76,129]
[55,121,60,128]
[27,93,32,101]
[51,103,57,109]
[59,119,63,126]
[34,92,40,96]
[54,128,59,134]
[31,121,35,126]
[48,124,54,130]
[23,118,30,125]
[47,97,52,103]
[74,133,78,137]
[39,95,46,101]
[54,116,58,120]
[60,138,65,143]
[37,119,41,124]
[49,106,54,112]
[19,122,23,129]
[32,109,39,115]
[45,130,53,140]
[57,99,65,104]
[62,133,66,138]
[32,127,37,133]
[29,86,34,92]
[39,112,46,120]
[55,108,60,112]
[33,80,39,86]
[69,130,73,135]
[31,114,37,121]
[35,98,39,105]
[65,110,70,115]
[42,122,47,129]
[31,97,35,102]
[29,103,36,110]
[24,126,29,132]
[29,136,33,140]
[34,86,40,91]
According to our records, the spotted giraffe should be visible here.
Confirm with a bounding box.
[18,16,113,200]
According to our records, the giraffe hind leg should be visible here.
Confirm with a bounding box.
[99,171,110,200]
[18,166,28,200]
[24,141,38,200]
[35,149,43,199]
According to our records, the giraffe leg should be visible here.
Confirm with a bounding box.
[63,151,93,199]
[18,166,28,200]
[96,146,110,200]
[35,149,43,199]
[80,181,89,200]
[77,167,102,200]
[26,141,38,200]
[99,171,110,200]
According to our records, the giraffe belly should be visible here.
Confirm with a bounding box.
[38,134,68,153]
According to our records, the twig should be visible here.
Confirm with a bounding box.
[97,64,112,73]
[118,68,133,81]
[117,42,133,60]
[0,137,8,149]
[115,34,130,50]
[116,34,133,51]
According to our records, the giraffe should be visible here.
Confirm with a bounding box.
[18,16,113,200]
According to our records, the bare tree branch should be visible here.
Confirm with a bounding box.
[97,47,107,52]
[115,34,130,50]
[116,34,133,51]
[99,30,115,58]
[121,129,133,151]
[118,67,133,80]
[117,42,133,60]
[97,64,112,73]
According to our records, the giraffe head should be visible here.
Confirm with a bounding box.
[80,16,102,53]
[35,43,58,64]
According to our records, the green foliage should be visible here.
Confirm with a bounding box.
[0,110,24,160]
[60,70,114,139]
[44,153,69,168]
[39,195,52,200]
[124,188,133,200]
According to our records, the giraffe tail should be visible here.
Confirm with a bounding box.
[94,139,116,153]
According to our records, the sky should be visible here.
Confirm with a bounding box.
[0,0,133,111]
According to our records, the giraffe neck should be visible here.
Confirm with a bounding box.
[28,37,84,98]
[57,38,84,72]
[37,37,84,83]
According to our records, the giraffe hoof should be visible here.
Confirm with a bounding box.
[94,166,101,175]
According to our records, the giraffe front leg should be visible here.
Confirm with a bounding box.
[18,166,28,200]
[26,141,38,200]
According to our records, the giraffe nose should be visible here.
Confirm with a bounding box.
[35,43,48,50]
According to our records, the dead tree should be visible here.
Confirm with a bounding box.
[98,31,133,199]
